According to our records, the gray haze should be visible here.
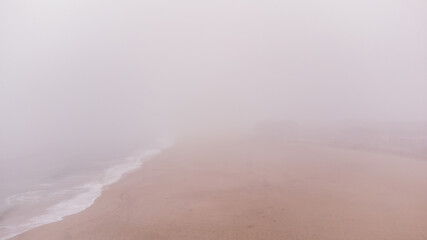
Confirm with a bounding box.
[1,0,427,186]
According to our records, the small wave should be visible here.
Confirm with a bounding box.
[5,191,46,206]
[0,148,165,240]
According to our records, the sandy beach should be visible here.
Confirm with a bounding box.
[11,136,427,240]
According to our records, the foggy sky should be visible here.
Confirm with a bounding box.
[1,0,427,143]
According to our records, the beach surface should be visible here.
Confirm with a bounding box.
[11,136,427,240]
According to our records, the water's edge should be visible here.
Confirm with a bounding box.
[1,148,164,240]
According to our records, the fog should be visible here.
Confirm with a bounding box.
[1,0,427,191]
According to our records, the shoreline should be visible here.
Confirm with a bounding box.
[1,148,163,240]
[10,136,427,239]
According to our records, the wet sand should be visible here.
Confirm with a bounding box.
[12,136,427,240]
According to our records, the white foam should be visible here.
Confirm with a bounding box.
[0,147,166,240]
[5,191,45,206]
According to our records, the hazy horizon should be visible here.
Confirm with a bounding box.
[1,1,427,136]
[1,0,427,181]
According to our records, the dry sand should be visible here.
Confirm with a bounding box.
[12,136,427,240]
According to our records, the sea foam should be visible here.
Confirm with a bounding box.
[0,148,164,240]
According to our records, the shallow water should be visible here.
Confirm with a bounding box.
[0,142,170,240]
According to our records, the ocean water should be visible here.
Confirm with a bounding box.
[0,138,172,240]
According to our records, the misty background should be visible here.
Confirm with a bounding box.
[1,0,427,200]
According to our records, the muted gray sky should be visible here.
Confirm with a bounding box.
[1,0,427,141]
